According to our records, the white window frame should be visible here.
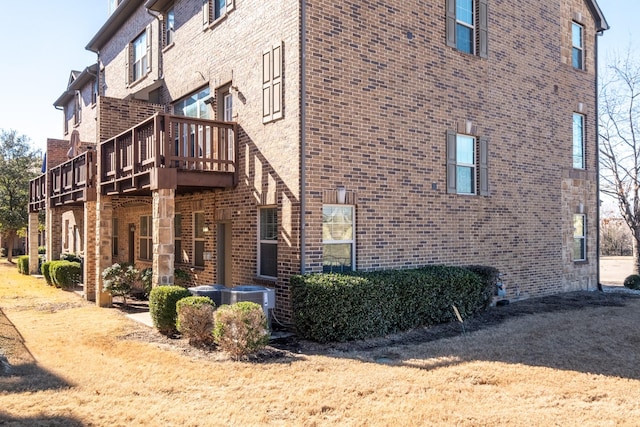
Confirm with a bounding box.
[74,91,82,126]
[322,205,356,273]
[456,134,476,195]
[193,211,205,267]
[139,215,153,261]
[455,0,475,54]
[573,113,585,169]
[203,0,234,26]
[132,32,147,82]
[165,8,175,47]
[573,214,586,261]
[572,22,584,70]
[258,207,278,278]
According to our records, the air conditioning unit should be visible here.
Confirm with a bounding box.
[187,284,226,307]
[220,285,276,326]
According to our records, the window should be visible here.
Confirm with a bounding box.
[112,218,119,257]
[572,22,584,70]
[174,87,211,119]
[165,8,175,47]
[140,215,153,261]
[63,107,69,135]
[203,0,234,25]
[573,214,586,261]
[262,42,284,123]
[322,205,355,273]
[92,78,98,105]
[193,212,205,267]
[127,27,151,84]
[446,131,489,195]
[258,207,277,278]
[573,113,585,169]
[446,0,488,58]
[74,91,82,125]
[174,213,182,263]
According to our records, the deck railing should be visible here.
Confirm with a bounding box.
[28,173,47,213]
[100,113,237,193]
[50,150,97,207]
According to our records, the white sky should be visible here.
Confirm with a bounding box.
[0,0,633,154]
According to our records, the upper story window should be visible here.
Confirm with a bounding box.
[573,113,585,169]
[127,27,151,84]
[446,0,488,58]
[572,22,584,70]
[174,87,211,119]
[73,91,82,126]
[165,8,175,47]
[446,130,489,196]
[91,78,98,105]
[203,0,234,26]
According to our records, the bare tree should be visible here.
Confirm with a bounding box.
[600,51,640,272]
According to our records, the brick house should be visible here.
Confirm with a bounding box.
[28,0,608,323]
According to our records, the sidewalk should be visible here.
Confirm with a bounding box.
[600,256,634,286]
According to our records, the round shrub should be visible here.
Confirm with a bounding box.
[149,285,192,335]
[213,302,269,360]
[176,296,215,346]
[49,260,81,289]
[41,261,53,285]
[16,256,29,275]
[623,274,640,290]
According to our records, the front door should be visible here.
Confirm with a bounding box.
[128,223,135,265]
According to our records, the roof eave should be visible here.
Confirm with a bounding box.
[587,0,609,32]
[86,0,144,53]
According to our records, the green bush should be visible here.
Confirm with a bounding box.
[49,261,82,289]
[149,285,192,335]
[623,274,640,290]
[213,302,270,360]
[41,261,53,285]
[16,256,29,275]
[174,268,193,287]
[176,296,215,346]
[60,253,82,263]
[102,263,139,305]
[291,266,491,343]
[38,246,46,255]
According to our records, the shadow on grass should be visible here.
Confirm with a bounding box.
[0,308,75,393]
[280,291,640,380]
[0,411,84,426]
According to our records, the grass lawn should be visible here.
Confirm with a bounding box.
[1,259,640,426]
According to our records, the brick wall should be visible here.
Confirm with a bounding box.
[303,0,600,301]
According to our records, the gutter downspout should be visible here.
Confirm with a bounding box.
[596,30,603,292]
[300,0,307,274]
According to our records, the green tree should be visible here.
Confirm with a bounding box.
[0,130,41,263]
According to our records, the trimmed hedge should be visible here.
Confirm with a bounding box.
[291,266,494,343]
[17,256,29,275]
[149,285,192,335]
[41,261,53,285]
[49,261,81,289]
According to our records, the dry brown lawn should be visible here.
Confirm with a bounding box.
[1,259,640,426]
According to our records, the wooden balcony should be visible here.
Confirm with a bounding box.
[100,113,238,196]
[50,150,97,207]
[29,173,47,213]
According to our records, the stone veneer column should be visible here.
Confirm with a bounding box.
[152,189,175,287]
[84,200,97,301]
[46,207,62,262]
[95,194,113,307]
[28,212,40,274]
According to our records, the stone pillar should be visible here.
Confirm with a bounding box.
[152,189,175,287]
[95,194,113,307]
[46,207,63,261]
[84,200,98,301]
[28,212,40,274]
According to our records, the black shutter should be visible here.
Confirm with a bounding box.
[479,136,489,196]
[446,0,456,48]
[446,130,457,194]
[478,0,488,58]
